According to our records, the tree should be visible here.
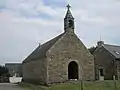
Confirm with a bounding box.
[88,46,96,54]
[0,65,9,76]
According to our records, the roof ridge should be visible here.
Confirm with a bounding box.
[104,44,120,47]
[103,44,120,59]
[23,33,65,63]
[40,33,65,47]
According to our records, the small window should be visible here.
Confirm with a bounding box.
[116,51,119,55]
[113,51,120,55]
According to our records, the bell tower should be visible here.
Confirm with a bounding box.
[64,4,74,32]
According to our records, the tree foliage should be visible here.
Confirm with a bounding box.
[0,65,9,76]
[88,46,96,54]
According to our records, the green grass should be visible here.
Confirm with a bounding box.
[19,80,120,90]
[19,83,46,90]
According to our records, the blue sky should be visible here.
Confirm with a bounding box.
[0,0,120,65]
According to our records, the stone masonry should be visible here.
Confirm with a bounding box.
[22,5,95,85]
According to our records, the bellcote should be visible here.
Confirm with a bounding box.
[64,4,75,33]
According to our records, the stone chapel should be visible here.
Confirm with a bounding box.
[22,5,95,85]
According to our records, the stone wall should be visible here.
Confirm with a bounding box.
[46,31,95,83]
[22,58,47,84]
[94,47,115,80]
[116,60,120,80]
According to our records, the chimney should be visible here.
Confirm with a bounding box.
[97,41,104,47]
[39,43,41,46]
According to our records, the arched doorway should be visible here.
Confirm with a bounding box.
[68,61,78,79]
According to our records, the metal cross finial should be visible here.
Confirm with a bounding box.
[66,4,71,10]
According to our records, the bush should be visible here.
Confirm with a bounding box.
[0,65,10,82]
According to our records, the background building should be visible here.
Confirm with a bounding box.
[94,41,120,80]
[5,63,22,77]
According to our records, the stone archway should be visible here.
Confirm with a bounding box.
[68,61,78,79]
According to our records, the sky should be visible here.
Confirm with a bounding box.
[0,0,120,65]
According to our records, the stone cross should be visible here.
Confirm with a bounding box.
[66,4,71,10]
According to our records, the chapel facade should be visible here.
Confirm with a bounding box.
[22,5,95,85]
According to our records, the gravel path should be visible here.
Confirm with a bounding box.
[0,83,25,90]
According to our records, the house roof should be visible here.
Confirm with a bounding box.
[23,33,65,63]
[103,44,120,59]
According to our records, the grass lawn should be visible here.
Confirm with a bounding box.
[19,80,120,90]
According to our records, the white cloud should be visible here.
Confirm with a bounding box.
[0,0,120,65]
[66,0,120,46]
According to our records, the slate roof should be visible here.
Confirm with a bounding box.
[23,33,65,63]
[103,44,120,59]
